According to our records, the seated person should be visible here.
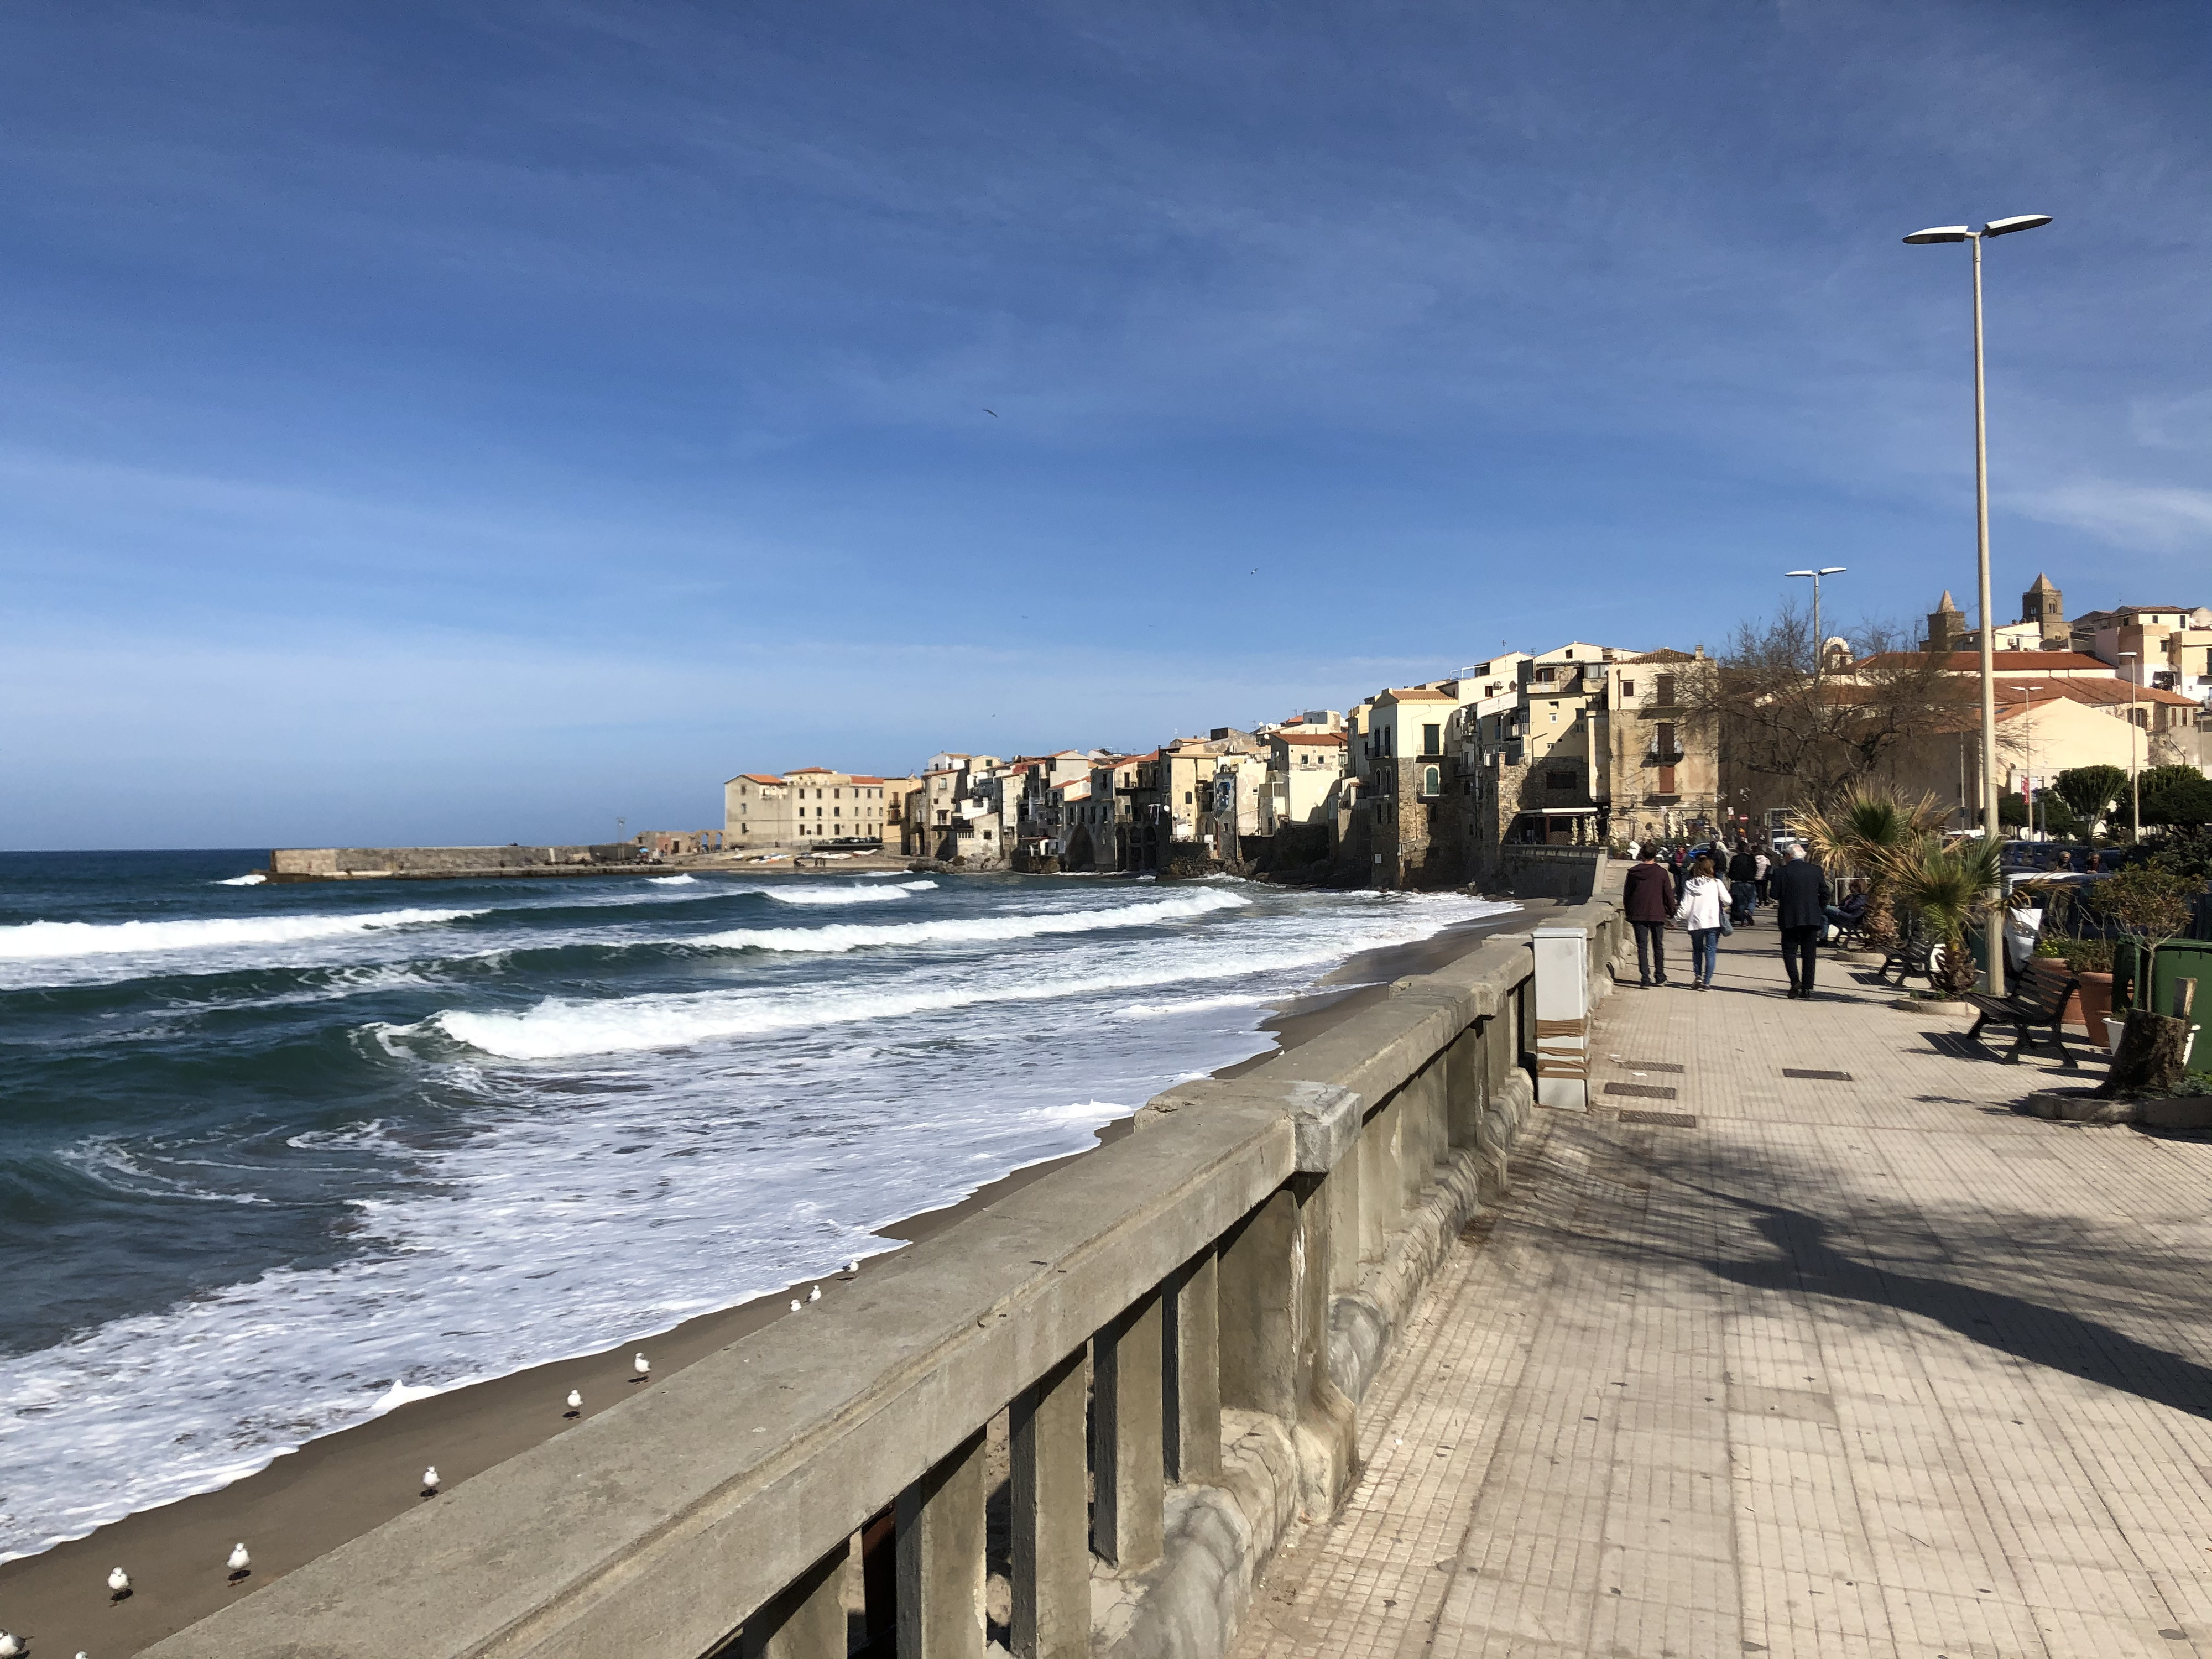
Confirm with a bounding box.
[1824,879,1870,938]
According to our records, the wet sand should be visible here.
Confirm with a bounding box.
[0,899,1537,1656]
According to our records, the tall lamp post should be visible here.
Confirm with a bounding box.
[2118,650,2141,839]
[1904,212,2051,994]
[1786,566,1848,686]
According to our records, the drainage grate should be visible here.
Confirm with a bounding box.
[1782,1068,1854,1082]
[1618,1110,1698,1129]
[1616,1060,1685,1074]
[1604,1082,1679,1101]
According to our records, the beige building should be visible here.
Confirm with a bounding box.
[1595,650,1722,848]
[723,769,895,850]
[1262,731,1348,833]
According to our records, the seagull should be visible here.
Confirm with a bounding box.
[807,1285,821,1303]
[790,1298,802,1312]
[983,408,998,417]
[0,1634,22,1657]
[421,1465,441,1496]
[109,1564,133,1598]
[227,1541,252,1579]
[846,1258,860,1273]
[632,1352,650,1381]
[565,1389,583,1417]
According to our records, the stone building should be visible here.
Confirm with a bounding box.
[724,769,896,850]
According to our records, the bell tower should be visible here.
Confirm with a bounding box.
[1924,590,1964,654]
[2022,572,2064,648]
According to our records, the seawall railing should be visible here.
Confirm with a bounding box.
[147,899,1625,1659]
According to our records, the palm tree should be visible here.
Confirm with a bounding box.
[1800,786,1948,950]
[1882,836,2002,998]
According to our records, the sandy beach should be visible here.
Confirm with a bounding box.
[0,898,1538,1656]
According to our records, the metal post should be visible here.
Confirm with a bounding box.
[1971,232,2005,995]
[2121,651,2141,838]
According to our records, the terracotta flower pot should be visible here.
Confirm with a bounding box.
[2074,970,2114,1034]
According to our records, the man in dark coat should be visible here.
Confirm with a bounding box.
[1727,842,1760,926]
[1622,843,1678,987]
[1771,843,1832,999]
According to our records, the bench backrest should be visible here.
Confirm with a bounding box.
[2020,961,2079,1018]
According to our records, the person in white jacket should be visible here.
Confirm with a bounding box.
[1676,856,1730,990]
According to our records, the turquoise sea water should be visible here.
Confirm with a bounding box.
[0,851,1511,1559]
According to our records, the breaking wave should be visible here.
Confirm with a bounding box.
[759,879,938,906]
[0,908,488,962]
[697,889,1247,954]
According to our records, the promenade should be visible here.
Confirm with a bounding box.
[1235,930,2212,1658]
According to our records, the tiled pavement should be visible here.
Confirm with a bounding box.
[1233,928,2212,1659]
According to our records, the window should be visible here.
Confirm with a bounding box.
[1549,705,1558,723]
[1422,723,1441,755]
[1655,674,1675,706]
[1657,765,1677,794]
[1421,764,1441,797]
[1621,679,1635,697]
[1656,722,1676,757]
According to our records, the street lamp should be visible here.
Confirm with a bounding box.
[1785,567,1848,686]
[1904,211,2051,994]
[2017,684,2042,839]
[2118,650,2141,839]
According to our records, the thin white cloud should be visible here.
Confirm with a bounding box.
[2013,479,2212,552]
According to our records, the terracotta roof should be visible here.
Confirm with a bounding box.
[1996,679,2199,709]
[738,774,781,785]
[1053,776,1091,791]
[787,766,836,775]
[1621,648,1698,664]
[1279,732,1347,745]
[849,775,885,785]
[1378,687,1458,703]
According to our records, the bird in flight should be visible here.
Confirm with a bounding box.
[983,408,998,417]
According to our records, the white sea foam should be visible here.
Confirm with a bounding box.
[0,907,486,962]
[759,879,938,906]
[215,872,267,886]
[696,889,1248,954]
[647,875,699,885]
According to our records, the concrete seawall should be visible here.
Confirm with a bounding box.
[269,845,646,881]
[144,898,1625,1659]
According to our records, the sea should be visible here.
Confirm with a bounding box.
[0,850,1514,1561]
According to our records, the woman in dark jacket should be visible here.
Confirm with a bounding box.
[1622,845,1678,988]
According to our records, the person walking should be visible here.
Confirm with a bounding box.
[1772,842,1832,999]
[1623,843,1677,988]
[1727,842,1759,926]
[1753,843,1773,907]
[1676,855,1729,990]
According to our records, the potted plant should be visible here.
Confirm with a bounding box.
[2056,935,2116,1039]
[1881,834,2001,1005]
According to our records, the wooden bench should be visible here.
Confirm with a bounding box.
[1876,930,1937,987]
[1964,962,2080,1067]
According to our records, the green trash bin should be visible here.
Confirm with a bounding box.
[2114,939,2212,1076]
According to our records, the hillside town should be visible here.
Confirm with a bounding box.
[692,575,2212,889]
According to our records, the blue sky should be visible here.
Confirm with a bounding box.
[2,1,2206,848]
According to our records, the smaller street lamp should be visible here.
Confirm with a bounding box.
[2118,651,2141,839]
[1786,566,1848,686]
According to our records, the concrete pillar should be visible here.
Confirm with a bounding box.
[1445,1024,1486,1150]
[736,1539,847,1659]
[1218,1177,1357,1514]
[1325,1139,1362,1293]
[1356,1107,1389,1261]
[895,1429,987,1659]
[1091,1288,1164,1570]
[1011,1349,1088,1659]
[1166,1248,1221,1485]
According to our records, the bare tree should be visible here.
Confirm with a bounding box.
[1689,602,1971,813]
